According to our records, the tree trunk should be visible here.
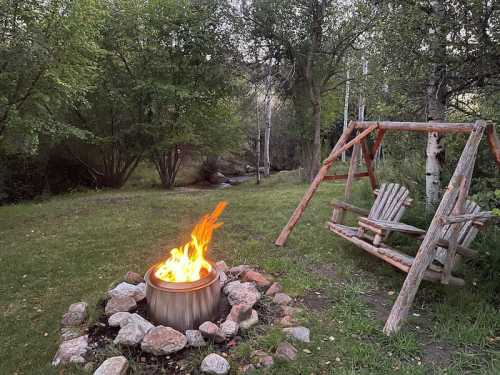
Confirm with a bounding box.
[425,0,448,211]
[153,148,182,189]
[264,67,272,177]
[309,98,322,181]
[255,93,261,185]
[342,65,350,162]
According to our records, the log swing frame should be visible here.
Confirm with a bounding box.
[274,120,500,335]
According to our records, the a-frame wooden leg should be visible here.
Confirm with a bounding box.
[383,120,486,335]
[275,122,377,246]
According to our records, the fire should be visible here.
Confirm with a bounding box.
[154,202,227,283]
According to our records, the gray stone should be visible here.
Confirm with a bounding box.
[239,309,258,331]
[52,335,89,366]
[273,293,292,305]
[60,327,84,341]
[252,350,274,368]
[282,326,310,343]
[220,320,239,338]
[275,315,295,327]
[114,314,154,346]
[265,282,282,297]
[199,321,225,343]
[185,330,207,347]
[61,302,88,327]
[107,282,146,302]
[93,356,128,375]
[108,312,131,327]
[105,296,136,316]
[227,304,253,323]
[275,342,298,361]
[124,271,144,285]
[141,326,187,355]
[200,353,230,374]
[223,281,261,306]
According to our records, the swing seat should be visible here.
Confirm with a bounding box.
[330,182,413,244]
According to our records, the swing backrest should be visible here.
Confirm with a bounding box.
[434,199,486,264]
[368,183,411,222]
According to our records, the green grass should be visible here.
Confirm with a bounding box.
[1,174,499,374]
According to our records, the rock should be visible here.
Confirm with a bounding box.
[223,281,261,306]
[252,350,274,368]
[199,321,226,343]
[141,326,187,355]
[239,310,258,331]
[276,315,295,327]
[215,261,229,273]
[200,353,230,375]
[105,296,136,316]
[61,302,88,327]
[208,172,228,184]
[93,356,128,375]
[219,271,228,286]
[60,327,85,341]
[273,293,292,305]
[239,364,256,373]
[107,282,146,302]
[220,320,239,338]
[114,314,154,346]
[124,271,144,285]
[52,335,88,366]
[108,312,131,327]
[228,265,252,275]
[265,282,282,297]
[185,330,206,347]
[275,342,298,361]
[283,326,310,343]
[122,313,154,331]
[241,270,271,288]
[227,304,253,323]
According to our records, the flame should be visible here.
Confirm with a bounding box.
[154,201,227,283]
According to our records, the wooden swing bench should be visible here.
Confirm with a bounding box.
[274,120,500,334]
[327,183,489,288]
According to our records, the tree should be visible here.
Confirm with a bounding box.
[372,0,500,208]
[69,0,240,189]
[0,0,102,154]
[236,0,379,181]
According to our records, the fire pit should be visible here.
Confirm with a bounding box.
[145,202,226,331]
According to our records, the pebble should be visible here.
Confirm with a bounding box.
[141,326,187,355]
[283,326,310,343]
[52,335,88,366]
[93,356,128,375]
[61,302,88,327]
[275,341,298,361]
[265,282,282,297]
[200,353,230,374]
[239,309,259,331]
[199,321,226,343]
[185,330,207,347]
[105,296,136,316]
[273,293,292,305]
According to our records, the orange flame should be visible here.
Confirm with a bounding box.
[154,202,227,283]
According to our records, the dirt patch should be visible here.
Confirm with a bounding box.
[300,289,333,311]
[421,341,456,368]
[361,290,392,321]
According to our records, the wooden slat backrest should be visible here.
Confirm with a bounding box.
[435,200,485,264]
[368,183,410,221]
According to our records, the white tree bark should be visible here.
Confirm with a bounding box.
[264,66,272,177]
[425,131,443,209]
[255,90,261,185]
[342,65,350,162]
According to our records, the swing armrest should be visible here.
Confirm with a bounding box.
[358,218,426,237]
[331,201,370,216]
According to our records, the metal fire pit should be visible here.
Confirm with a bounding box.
[145,262,221,331]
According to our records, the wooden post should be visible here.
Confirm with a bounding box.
[441,175,469,284]
[361,139,377,190]
[335,140,361,223]
[383,120,486,335]
[275,122,376,246]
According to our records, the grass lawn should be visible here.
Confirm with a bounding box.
[1,174,499,374]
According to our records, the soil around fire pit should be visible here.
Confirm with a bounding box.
[86,276,284,374]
